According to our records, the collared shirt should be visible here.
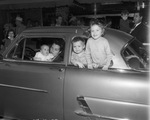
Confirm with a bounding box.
[130,22,141,34]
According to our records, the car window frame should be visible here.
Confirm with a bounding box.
[3,34,66,65]
[69,35,114,70]
[121,38,148,70]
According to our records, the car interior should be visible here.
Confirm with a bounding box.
[122,40,149,70]
[7,37,65,63]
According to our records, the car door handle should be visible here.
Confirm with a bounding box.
[59,68,65,72]
[74,110,129,120]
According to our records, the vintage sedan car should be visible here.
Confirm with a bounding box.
[0,26,149,120]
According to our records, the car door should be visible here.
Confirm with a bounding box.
[64,66,149,120]
[63,36,149,120]
[0,35,66,120]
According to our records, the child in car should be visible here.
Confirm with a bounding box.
[71,36,87,68]
[86,19,113,70]
[33,44,54,61]
[119,10,131,33]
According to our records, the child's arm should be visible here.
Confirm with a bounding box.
[73,61,85,68]
[85,39,93,69]
[33,52,42,61]
[33,57,41,61]
[71,52,85,68]
[102,39,113,70]
[102,60,111,70]
[47,54,54,62]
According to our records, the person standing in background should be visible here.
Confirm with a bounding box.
[119,10,131,33]
[55,15,63,26]
[0,29,15,52]
[26,18,33,28]
[15,16,26,35]
[55,15,67,26]
[130,10,149,44]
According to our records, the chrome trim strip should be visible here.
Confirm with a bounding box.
[75,110,129,120]
[0,83,48,93]
[84,96,149,107]
[77,96,93,114]
[3,58,65,65]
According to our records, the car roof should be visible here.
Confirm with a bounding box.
[104,28,133,51]
[22,26,86,35]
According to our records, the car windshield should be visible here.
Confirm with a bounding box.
[122,38,149,70]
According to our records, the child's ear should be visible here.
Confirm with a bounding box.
[83,44,85,49]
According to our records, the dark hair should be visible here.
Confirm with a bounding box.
[53,40,63,51]
[72,37,85,44]
[90,19,105,28]
[121,10,129,16]
[6,29,15,38]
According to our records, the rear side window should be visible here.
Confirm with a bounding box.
[122,39,149,69]
[7,37,65,63]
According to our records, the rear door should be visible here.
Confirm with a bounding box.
[64,66,149,120]
[63,36,149,120]
[0,35,66,120]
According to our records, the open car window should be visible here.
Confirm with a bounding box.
[7,37,65,63]
[70,35,115,69]
[122,38,149,70]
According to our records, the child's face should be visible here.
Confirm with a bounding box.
[8,31,15,38]
[41,46,49,56]
[56,16,63,25]
[121,14,128,20]
[50,43,60,57]
[91,24,103,40]
[73,41,85,54]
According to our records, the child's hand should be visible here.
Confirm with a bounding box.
[87,64,93,69]
[76,62,85,68]
[92,63,99,68]
[48,58,52,62]
[102,65,109,70]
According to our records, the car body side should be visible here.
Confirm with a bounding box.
[0,26,149,120]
